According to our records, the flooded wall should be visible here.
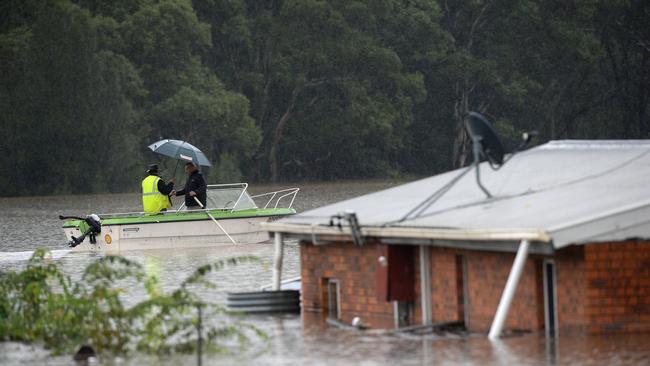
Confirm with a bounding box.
[299,238,650,336]
[300,240,396,328]
[584,241,650,333]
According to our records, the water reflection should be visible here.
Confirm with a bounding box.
[1,181,650,365]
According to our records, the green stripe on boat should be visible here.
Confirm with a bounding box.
[62,208,295,228]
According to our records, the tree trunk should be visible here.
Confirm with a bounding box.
[637,51,649,137]
[268,78,325,182]
[451,81,470,168]
[269,87,299,182]
[445,2,491,169]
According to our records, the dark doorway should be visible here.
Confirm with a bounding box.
[543,260,557,338]
[455,255,469,328]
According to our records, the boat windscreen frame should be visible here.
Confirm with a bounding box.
[225,183,252,211]
[177,183,254,212]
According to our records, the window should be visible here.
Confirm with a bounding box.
[394,301,414,328]
[327,279,341,319]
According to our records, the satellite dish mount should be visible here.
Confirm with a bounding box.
[464,111,536,198]
[465,112,505,198]
[390,111,534,224]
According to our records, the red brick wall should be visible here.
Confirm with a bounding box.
[584,241,650,333]
[555,246,587,331]
[300,240,396,328]
[429,248,463,323]
[463,250,543,332]
[299,239,650,335]
[301,242,548,332]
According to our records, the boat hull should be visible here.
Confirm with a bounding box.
[63,216,276,252]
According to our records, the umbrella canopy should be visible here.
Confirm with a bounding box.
[148,139,212,167]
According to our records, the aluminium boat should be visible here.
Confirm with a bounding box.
[61,183,298,252]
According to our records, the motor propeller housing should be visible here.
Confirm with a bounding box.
[69,214,102,247]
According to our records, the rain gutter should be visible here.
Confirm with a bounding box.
[262,222,551,244]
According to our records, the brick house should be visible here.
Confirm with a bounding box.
[265,140,650,338]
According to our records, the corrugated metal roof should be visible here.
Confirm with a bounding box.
[267,140,650,248]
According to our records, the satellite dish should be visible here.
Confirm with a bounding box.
[464,112,507,198]
[393,111,535,222]
[464,112,504,167]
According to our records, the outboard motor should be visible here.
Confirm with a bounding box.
[67,214,102,247]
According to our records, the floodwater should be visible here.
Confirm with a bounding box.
[1,180,649,365]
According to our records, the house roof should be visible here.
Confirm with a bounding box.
[265,140,650,251]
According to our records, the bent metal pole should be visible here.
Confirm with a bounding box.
[488,239,530,340]
[272,232,284,291]
[420,245,432,325]
[193,197,237,245]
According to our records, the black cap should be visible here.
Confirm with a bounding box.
[146,164,159,174]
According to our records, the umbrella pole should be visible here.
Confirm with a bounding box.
[167,159,181,208]
[172,159,180,179]
[172,141,185,177]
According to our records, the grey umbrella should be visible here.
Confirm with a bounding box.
[148,139,212,167]
[148,139,213,180]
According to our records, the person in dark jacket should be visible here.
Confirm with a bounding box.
[172,162,207,209]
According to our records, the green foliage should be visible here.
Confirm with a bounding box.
[1,0,649,193]
[0,249,264,356]
[149,83,260,162]
[209,152,243,183]
[0,0,146,195]
[121,0,212,103]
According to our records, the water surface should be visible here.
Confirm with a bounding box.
[1,180,648,365]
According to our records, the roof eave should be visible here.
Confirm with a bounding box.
[262,222,551,244]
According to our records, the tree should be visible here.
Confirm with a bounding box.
[0,1,145,195]
[594,0,650,138]
[148,79,261,182]
[195,0,427,181]
[1,0,649,195]
[121,0,211,104]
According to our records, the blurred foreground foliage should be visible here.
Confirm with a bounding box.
[0,249,265,356]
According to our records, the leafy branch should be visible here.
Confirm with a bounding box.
[0,249,264,356]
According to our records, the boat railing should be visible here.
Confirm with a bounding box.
[82,183,297,218]
[250,188,300,209]
[176,183,250,212]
